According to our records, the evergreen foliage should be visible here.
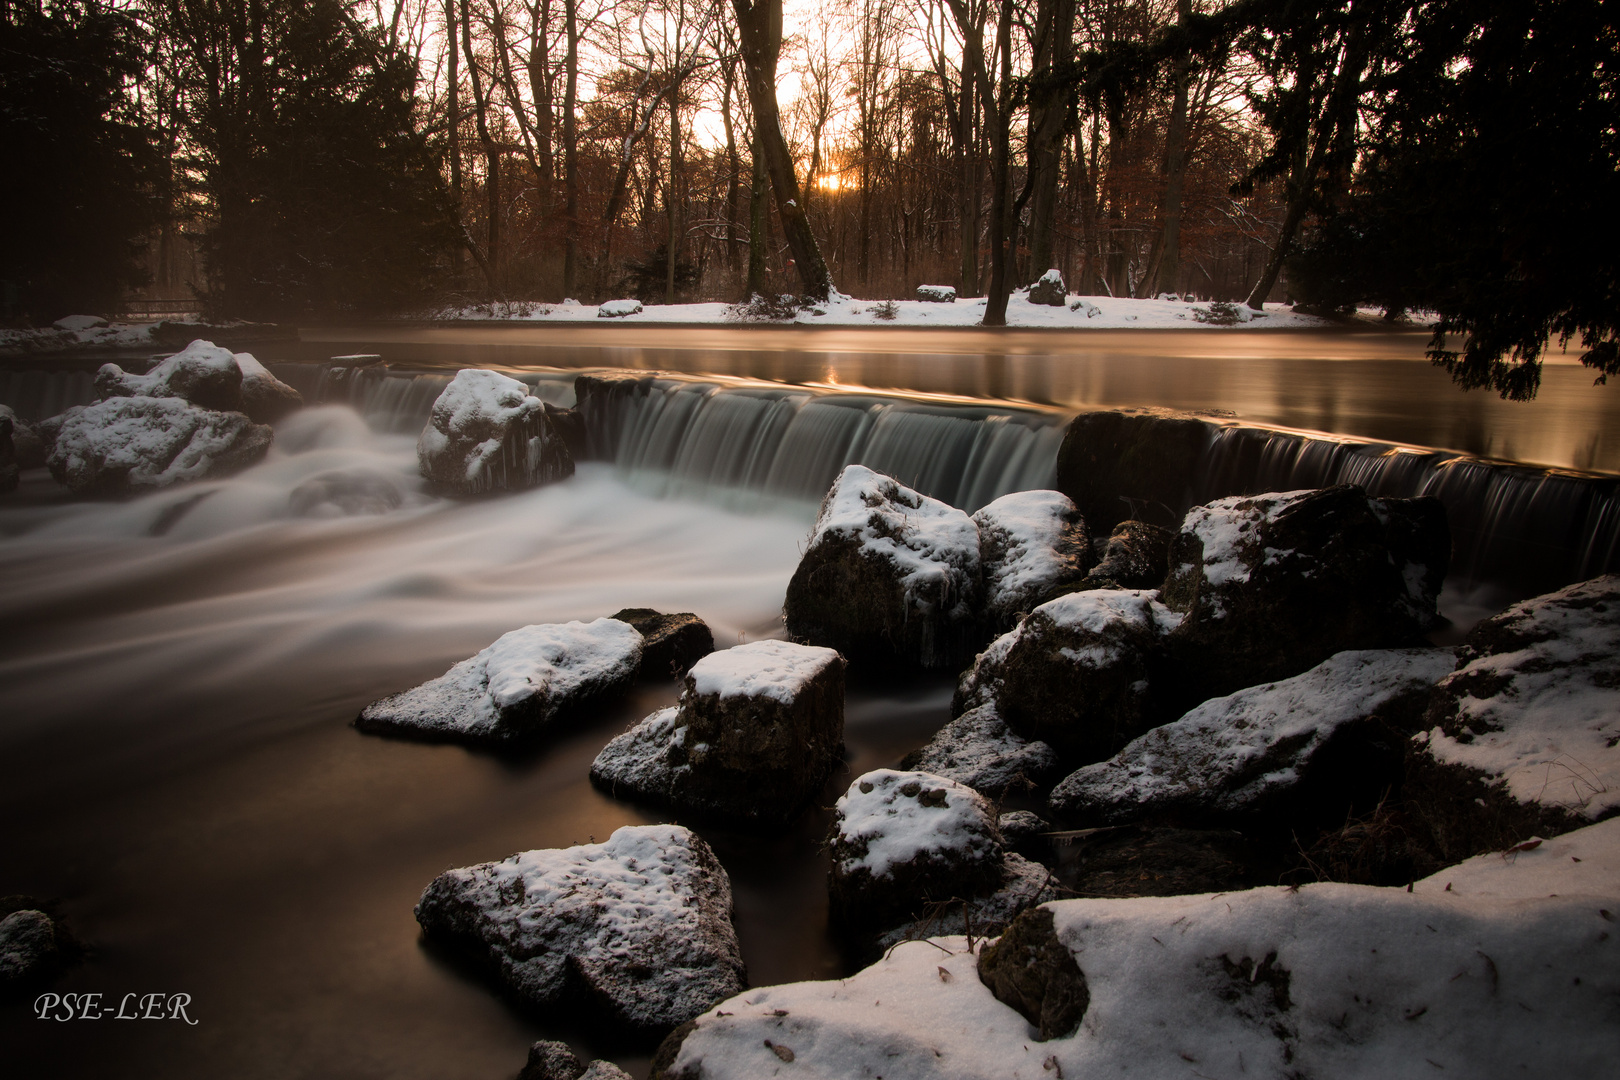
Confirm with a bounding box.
[0,0,158,322]
[156,0,458,320]
[1292,0,1620,400]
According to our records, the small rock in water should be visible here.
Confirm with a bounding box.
[1082,519,1172,590]
[590,639,845,826]
[901,703,1059,796]
[414,824,746,1036]
[417,368,574,496]
[356,618,642,747]
[610,607,715,679]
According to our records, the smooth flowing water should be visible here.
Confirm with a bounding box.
[2,327,1617,1079]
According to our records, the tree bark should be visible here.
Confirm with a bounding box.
[730,0,833,300]
[459,0,500,291]
[561,0,579,296]
[1153,0,1192,298]
[1025,0,1073,283]
[665,80,682,304]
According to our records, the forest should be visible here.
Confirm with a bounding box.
[1,0,1615,394]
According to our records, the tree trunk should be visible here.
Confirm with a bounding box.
[665,82,682,304]
[445,0,463,278]
[459,0,499,291]
[722,61,743,276]
[1025,0,1073,283]
[1153,0,1192,298]
[957,65,978,296]
[561,0,579,296]
[529,0,554,220]
[746,132,769,296]
[730,0,833,300]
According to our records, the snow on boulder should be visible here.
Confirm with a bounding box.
[1069,297,1102,317]
[972,489,1093,631]
[96,339,245,413]
[52,314,107,332]
[233,351,304,424]
[1027,268,1066,306]
[1049,648,1456,825]
[590,639,845,827]
[1161,485,1449,702]
[828,769,1005,931]
[42,396,272,495]
[356,618,642,747]
[901,703,1059,796]
[609,607,715,679]
[652,817,1620,1080]
[1081,519,1172,589]
[1407,574,1620,862]
[916,284,957,303]
[415,824,745,1037]
[417,368,574,496]
[597,299,643,318]
[953,589,1180,765]
[785,464,983,669]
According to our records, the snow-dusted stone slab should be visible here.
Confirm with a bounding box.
[901,704,1059,795]
[972,490,1093,631]
[1049,648,1456,824]
[785,464,983,669]
[415,825,745,1036]
[590,640,845,826]
[828,769,1005,930]
[1027,268,1066,305]
[1081,519,1172,590]
[1161,485,1449,699]
[953,589,1180,765]
[357,618,642,747]
[41,396,272,495]
[417,368,574,496]
[653,818,1620,1080]
[916,284,956,302]
[597,299,643,318]
[1407,574,1620,862]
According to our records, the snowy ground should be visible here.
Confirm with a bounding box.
[431,291,1344,330]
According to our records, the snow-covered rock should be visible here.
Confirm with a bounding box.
[41,395,272,495]
[1161,485,1448,700]
[609,607,714,679]
[972,490,1093,631]
[1407,574,1620,861]
[1069,297,1102,317]
[416,368,574,496]
[597,299,643,318]
[1050,648,1456,824]
[653,817,1620,1080]
[0,909,59,986]
[901,704,1059,795]
[1082,519,1172,589]
[1027,269,1066,306]
[916,285,957,303]
[954,589,1179,765]
[96,339,246,413]
[590,639,845,826]
[415,824,745,1036]
[828,769,1005,930]
[357,618,642,746]
[233,351,304,424]
[52,314,107,332]
[785,465,983,669]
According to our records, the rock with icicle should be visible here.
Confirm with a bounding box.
[972,489,1093,632]
[610,607,715,679]
[417,368,574,496]
[1027,268,1067,306]
[415,824,746,1037]
[1048,648,1456,825]
[1160,485,1448,700]
[900,704,1059,796]
[785,464,982,669]
[827,769,1006,933]
[356,618,642,747]
[1406,574,1620,862]
[40,395,273,496]
[953,589,1179,766]
[590,639,845,827]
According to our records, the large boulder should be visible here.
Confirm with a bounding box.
[972,490,1093,632]
[417,368,574,496]
[415,825,745,1037]
[827,769,1005,931]
[916,284,956,303]
[1160,485,1448,701]
[357,618,642,747]
[1049,648,1456,825]
[41,396,272,496]
[96,339,244,412]
[1027,268,1066,306]
[785,464,982,669]
[1406,574,1620,862]
[234,352,304,424]
[954,589,1179,765]
[900,704,1059,796]
[590,639,845,826]
[1055,409,1214,535]
[610,607,715,679]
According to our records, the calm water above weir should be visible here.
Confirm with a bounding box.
[1,327,1617,1079]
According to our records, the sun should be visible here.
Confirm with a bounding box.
[814,171,854,193]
